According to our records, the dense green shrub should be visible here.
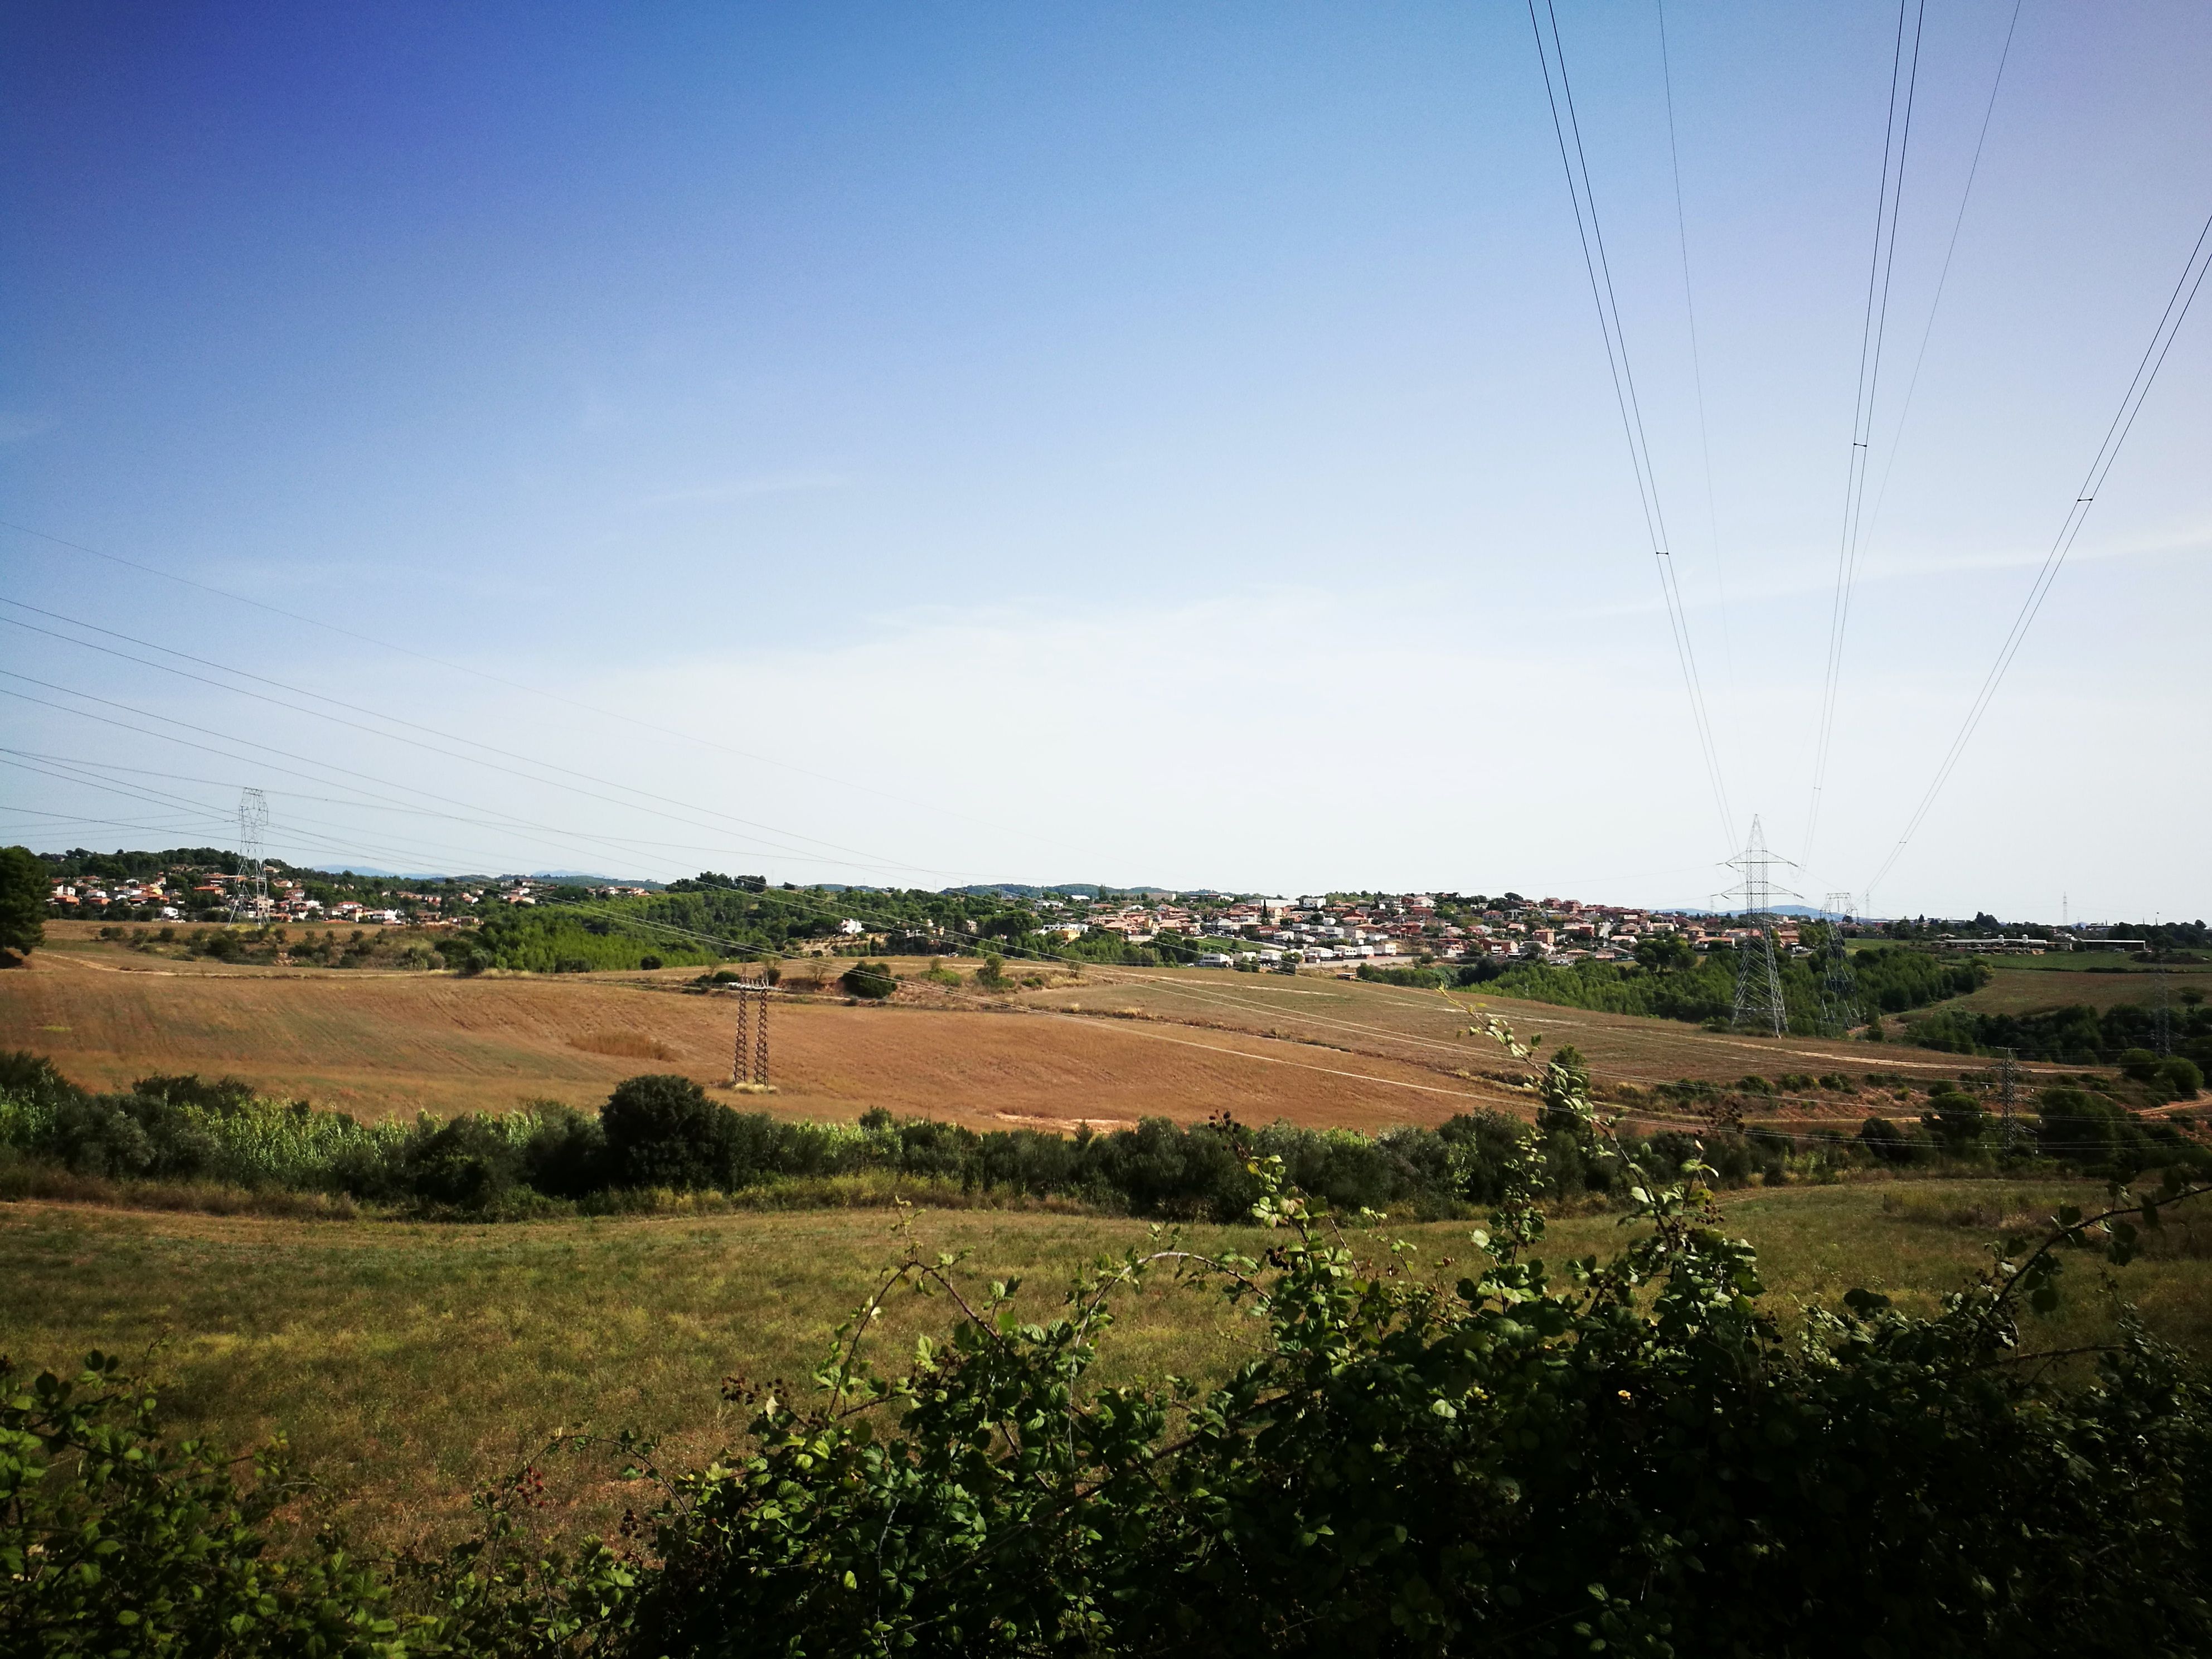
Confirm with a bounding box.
[522,1103,609,1198]
[841,961,896,1000]
[1859,1114,1927,1165]
[599,1073,736,1189]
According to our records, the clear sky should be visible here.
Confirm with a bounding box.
[3,1,2208,920]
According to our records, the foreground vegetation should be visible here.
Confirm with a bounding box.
[6,1022,2212,1654]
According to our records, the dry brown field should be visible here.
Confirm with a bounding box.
[1,935,1529,1130]
[6,926,2115,1133]
[1019,962,2077,1102]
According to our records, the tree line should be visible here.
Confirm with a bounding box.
[1465,942,1986,1032]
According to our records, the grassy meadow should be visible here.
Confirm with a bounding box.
[4,1178,2208,1551]
[1935,961,2212,1015]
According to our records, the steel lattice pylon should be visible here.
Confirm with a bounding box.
[1715,816,1802,1039]
[731,975,770,1087]
[231,789,269,924]
[1816,890,1859,1035]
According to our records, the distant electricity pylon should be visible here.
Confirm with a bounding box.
[731,975,770,1088]
[1715,815,1801,1039]
[231,788,269,924]
[1818,891,1859,1035]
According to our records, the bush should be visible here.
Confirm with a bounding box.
[1859,1114,1924,1165]
[2160,1055,2205,1099]
[600,1074,736,1190]
[841,961,896,1000]
[394,1113,530,1210]
[523,1104,608,1198]
[2119,1047,2164,1083]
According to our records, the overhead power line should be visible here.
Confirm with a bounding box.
[0,602,976,881]
[1806,0,1927,870]
[1865,205,2212,902]
[0,676,932,884]
[0,518,1094,863]
[1526,0,1734,850]
[1855,0,2025,562]
[1655,0,1733,687]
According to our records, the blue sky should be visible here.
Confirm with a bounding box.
[3,1,2208,919]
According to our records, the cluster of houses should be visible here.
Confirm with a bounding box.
[1027,891,1807,971]
[46,876,185,920]
[47,865,499,928]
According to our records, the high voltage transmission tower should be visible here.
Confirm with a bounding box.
[1995,1047,2023,1159]
[231,788,268,924]
[730,975,770,1089]
[1816,890,1859,1036]
[1715,816,1801,1039]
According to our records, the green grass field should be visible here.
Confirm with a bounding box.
[4,1180,2207,1552]
[1944,959,2212,1015]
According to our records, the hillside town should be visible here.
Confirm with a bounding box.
[1027,891,1807,970]
[35,852,2176,967]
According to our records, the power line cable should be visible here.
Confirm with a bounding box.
[1855,0,2025,561]
[1864,206,2212,902]
[0,747,991,872]
[1806,0,1927,870]
[0,678,940,885]
[0,754,537,879]
[1527,0,1734,848]
[0,605,977,881]
[1655,0,1733,687]
[0,517,1098,863]
[9,733,1431,1046]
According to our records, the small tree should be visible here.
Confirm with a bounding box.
[0,844,45,959]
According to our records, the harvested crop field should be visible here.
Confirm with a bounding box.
[1021,967,2072,1099]
[4,932,2111,1133]
[0,944,1529,1130]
